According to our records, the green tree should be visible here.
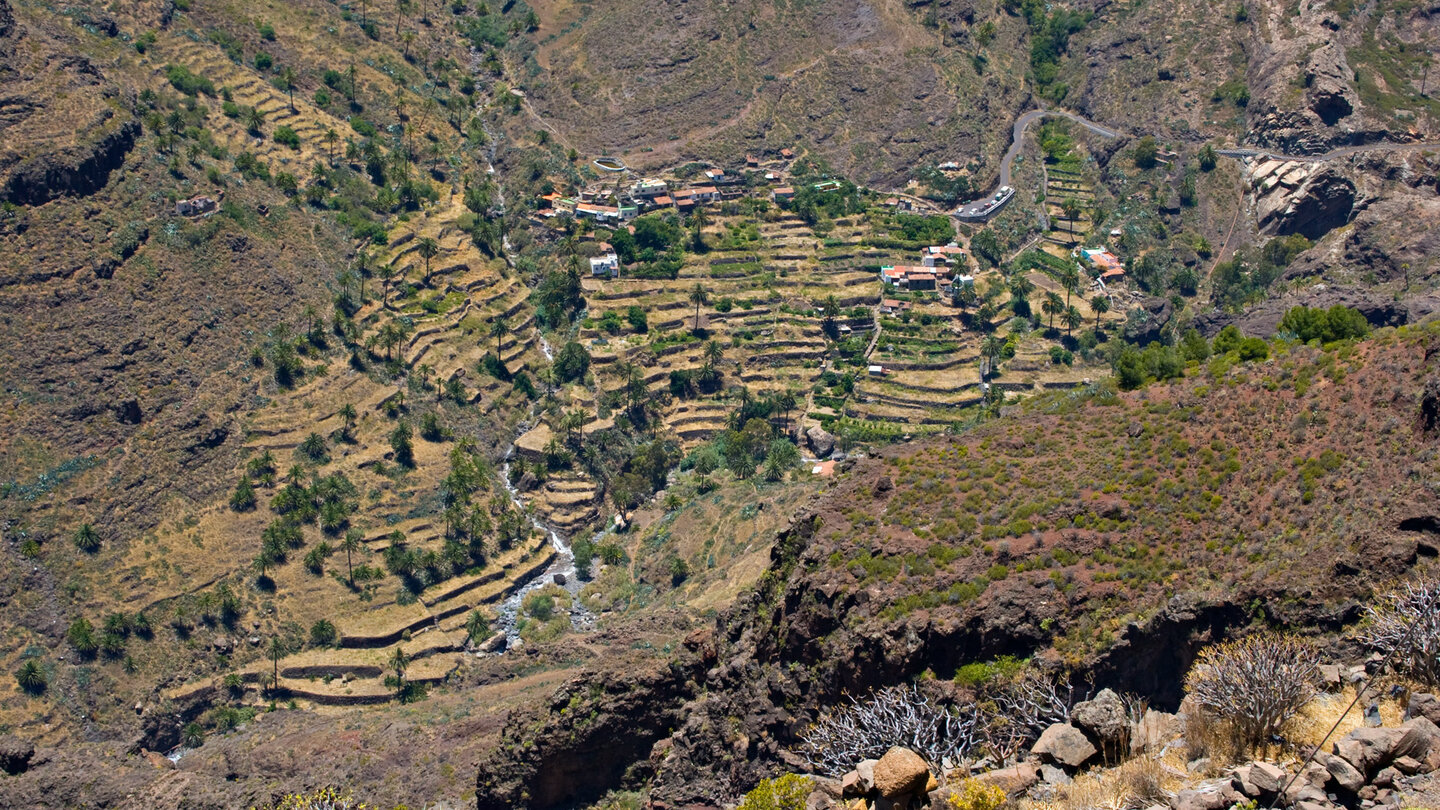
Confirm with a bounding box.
[1090,294,1110,329]
[1062,304,1083,337]
[465,610,490,644]
[268,636,285,691]
[489,317,509,359]
[1061,198,1082,234]
[689,283,710,332]
[73,523,101,553]
[1041,290,1063,330]
[278,67,298,112]
[15,658,46,695]
[1133,136,1159,170]
[390,421,414,467]
[417,236,440,285]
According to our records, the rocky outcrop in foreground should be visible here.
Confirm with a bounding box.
[806,691,1440,810]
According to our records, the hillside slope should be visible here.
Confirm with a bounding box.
[475,322,1440,808]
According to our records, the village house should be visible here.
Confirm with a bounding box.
[175,195,219,217]
[772,186,795,202]
[745,155,760,168]
[880,265,945,290]
[590,243,620,278]
[575,202,622,223]
[632,179,669,199]
[691,186,720,203]
[1081,248,1126,281]
[921,244,966,267]
[780,148,795,160]
[879,298,908,315]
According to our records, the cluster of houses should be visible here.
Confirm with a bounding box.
[878,243,973,293]
[535,149,805,226]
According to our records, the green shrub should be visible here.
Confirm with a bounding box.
[1278,305,1369,344]
[164,64,216,96]
[738,775,813,810]
[73,523,101,553]
[274,126,301,148]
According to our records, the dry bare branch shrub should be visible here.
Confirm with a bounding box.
[798,673,1074,775]
[799,684,987,775]
[1183,634,1319,756]
[1361,576,1440,688]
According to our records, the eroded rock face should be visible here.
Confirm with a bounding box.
[0,0,14,38]
[1305,43,1358,126]
[0,735,35,775]
[2,117,139,205]
[1257,165,1356,240]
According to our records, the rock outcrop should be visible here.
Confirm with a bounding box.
[0,735,34,775]
[1031,723,1096,768]
[1,116,139,205]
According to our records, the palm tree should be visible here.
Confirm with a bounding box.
[1090,294,1111,330]
[980,334,1002,376]
[1062,305,1084,338]
[324,128,339,166]
[417,236,440,286]
[340,529,363,585]
[388,646,409,687]
[378,263,397,309]
[1059,265,1081,307]
[777,389,799,434]
[353,250,372,300]
[268,637,285,692]
[704,339,724,366]
[488,317,508,359]
[1061,198,1082,235]
[465,610,489,645]
[279,67,298,112]
[821,295,839,335]
[688,283,710,333]
[1008,273,1034,300]
[339,402,357,439]
[1042,291,1064,330]
[244,106,265,134]
[560,409,587,447]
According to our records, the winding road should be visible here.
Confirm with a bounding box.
[956,107,1440,221]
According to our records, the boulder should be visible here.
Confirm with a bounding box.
[0,735,34,775]
[806,426,836,458]
[1394,717,1440,767]
[1072,689,1128,748]
[1132,709,1182,755]
[1032,723,1096,768]
[1372,766,1399,788]
[1393,755,1425,775]
[1333,726,1404,775]
[1318,664,1344,689]
[1248,761,1286,795]
[841,770,863,797]
[1320,752,1363,792]
[856,759,878,793]
[1039,763,1071,786]
[971,762,1039,796]
[1407,693,1440,727]
[1169,779,1236,810]
[872,747,929,798]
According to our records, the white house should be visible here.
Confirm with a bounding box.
[590,252,620,278]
